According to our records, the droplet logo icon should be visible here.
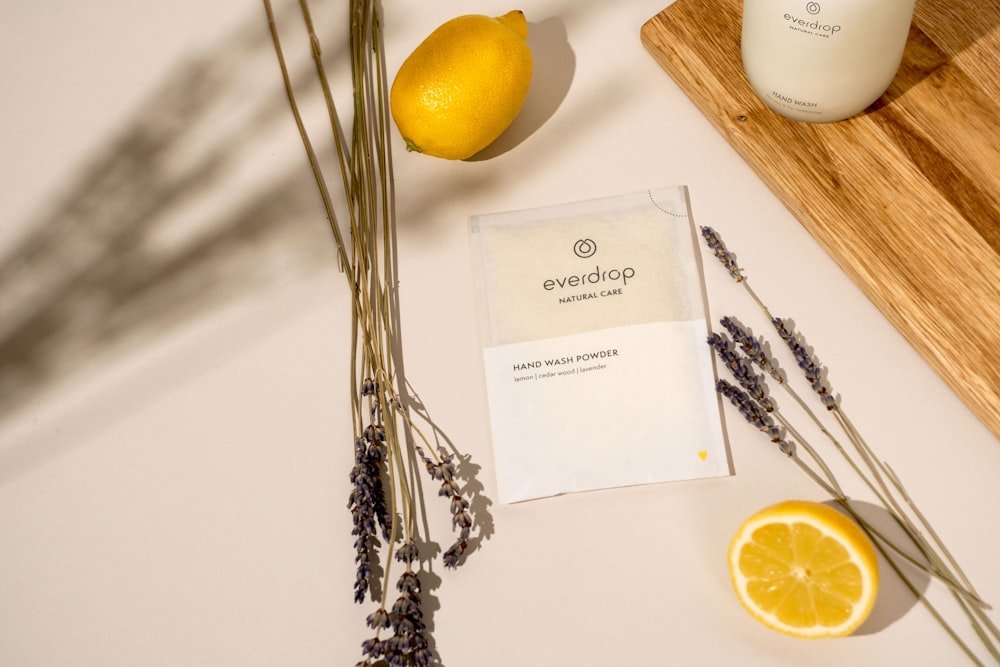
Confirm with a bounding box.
[573,239,597,259]
[806,2,821,14]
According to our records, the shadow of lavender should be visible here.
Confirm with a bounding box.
[0,4,340,427]
[0,2,500,583]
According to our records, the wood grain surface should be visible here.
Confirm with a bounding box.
[641,0,1000,441]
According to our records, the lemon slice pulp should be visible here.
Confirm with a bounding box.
[728,500,879,639]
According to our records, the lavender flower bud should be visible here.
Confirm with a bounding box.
[361,637,384,658]
[396,571,421,595]
[366,608,390,629]
[708,332,774,412]
[395,539,419,564]
[449,496,470,515]
[720,316,781,382]
[771,317,835,408]
[700,226,744,282]
[443,541,466,568]
[438,479,461,496]
[380,580,433,667]
[412,647,435,666]
[415,446,475,570]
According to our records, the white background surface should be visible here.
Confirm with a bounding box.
[1,1,998,666]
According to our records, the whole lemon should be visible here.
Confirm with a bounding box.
[390,10,533,160]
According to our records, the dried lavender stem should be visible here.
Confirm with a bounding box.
[969,606,1000,662]
[790,449,989,663]
[263,1,351,271]
[787,435,981,599]
[298,0,354,219]
[788,453,838,497]
[765,364,973,599]
[843,410,986,605]
[830,406,988,611]
[302,0,396,391]
[769,408,843,496]
[883,459,995,618]
[790,391,888,500]
[853,505,989,667]
[771,371,926,552]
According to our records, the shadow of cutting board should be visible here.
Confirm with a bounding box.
[641,0,1000,441]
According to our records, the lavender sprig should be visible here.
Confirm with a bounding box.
[719,316,782,383]
[360,570,435,667]
[709,333,774,412]
[349,434,385,603]
[417,448,473,568]
[716,379,787,453]
[700,226,743,282]
[771,316,836,408]
[264,1,484,664]
[699,225,997,664]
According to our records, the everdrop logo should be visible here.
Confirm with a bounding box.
[542,237,635,292]
[573,238,597,259]
[784,4,841,35]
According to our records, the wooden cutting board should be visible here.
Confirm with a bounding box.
[641,0,1000,441]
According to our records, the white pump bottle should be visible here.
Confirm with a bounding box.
[741,0,916,123]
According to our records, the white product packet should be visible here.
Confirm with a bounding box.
[469,187,731,504]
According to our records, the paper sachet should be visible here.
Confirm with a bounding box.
[469,187,731,503]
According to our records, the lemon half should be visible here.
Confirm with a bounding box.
[389,10,533,160]
[727,500,879,639]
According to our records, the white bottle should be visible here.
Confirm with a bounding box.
[741,0,916,123]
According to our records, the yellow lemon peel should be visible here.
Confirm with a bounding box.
[390,10,533,160]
